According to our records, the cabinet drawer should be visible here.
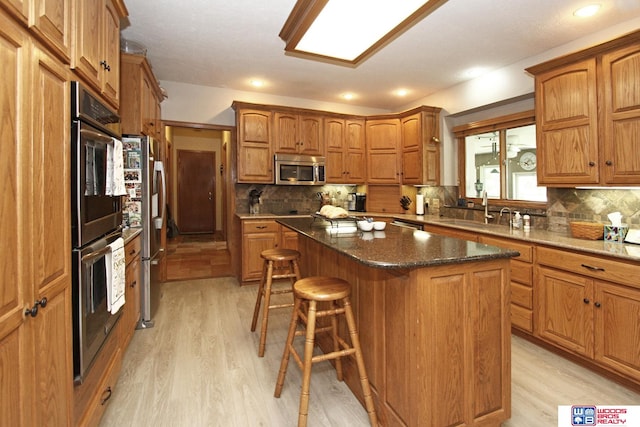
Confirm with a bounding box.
[479,235,533,262]
[511,305,533,332]
[511,281,532,309]
[79,347,123,427]
[511,260,533,285]
[537,246,639,289]
[243,220,279,233]
[124,236,141,264]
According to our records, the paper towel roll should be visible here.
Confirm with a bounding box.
[416,194,424,215]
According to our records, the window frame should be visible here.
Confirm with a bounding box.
[453,110,546,209]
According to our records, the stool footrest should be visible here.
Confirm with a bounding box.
[268,302,294,310]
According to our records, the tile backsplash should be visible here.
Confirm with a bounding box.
[236,184,640,233]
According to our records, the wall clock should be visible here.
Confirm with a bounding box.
[519,152,537,170]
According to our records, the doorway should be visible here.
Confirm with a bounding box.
[164,123,233,241]
[177,149,215,233]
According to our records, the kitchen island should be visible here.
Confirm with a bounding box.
[277,217,518,427]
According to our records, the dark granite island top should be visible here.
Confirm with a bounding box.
[276,217,519,269]
[277,216,515,427]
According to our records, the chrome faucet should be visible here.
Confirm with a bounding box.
[482,191,494,224]
[499,207,512,229]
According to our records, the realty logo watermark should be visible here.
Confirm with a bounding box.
[558,405,638,426]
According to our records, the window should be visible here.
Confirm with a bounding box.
[454,111,546,203]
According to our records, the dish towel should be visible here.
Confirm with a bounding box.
[106,138,127,196]
[105,237,126,314]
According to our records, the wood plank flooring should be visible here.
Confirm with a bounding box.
[165,233,232,281]
[100,276,640,427]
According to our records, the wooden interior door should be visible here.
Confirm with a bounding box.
[177,149,215,233]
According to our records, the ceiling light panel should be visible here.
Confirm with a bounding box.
[280,0,448,65]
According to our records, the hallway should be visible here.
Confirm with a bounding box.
[165,232,232,281]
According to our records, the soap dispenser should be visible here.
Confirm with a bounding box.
[513,211,522,229]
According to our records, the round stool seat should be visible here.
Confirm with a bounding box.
[294,276,351,302]
[261,248,300,262]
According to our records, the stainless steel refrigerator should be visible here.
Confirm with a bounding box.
[122,135,166,329]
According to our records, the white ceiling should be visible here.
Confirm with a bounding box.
[120,0,640,111]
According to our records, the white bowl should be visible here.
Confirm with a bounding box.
[372,221,386,231]
[357,221,374,232]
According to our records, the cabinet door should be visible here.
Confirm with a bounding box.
[594,281,640,382]
[326,150,345,183]
[101,0,120,107]
[325,118,344,151]
[273,112,298,154]
[29,0,72,62]
[602,43,640,184]
[345,150,366,183]
[366,119,401,184]
[536,266,593,357]
[535,59,599,185]
[242,232,279,281]
[0,12,32,425]
[31,44,73,425]
[298,115,323,155]
[237,109,273,183]
[72,0,102,89]
[281,230,299,252]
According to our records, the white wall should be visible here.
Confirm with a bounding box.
[159,17,640,186]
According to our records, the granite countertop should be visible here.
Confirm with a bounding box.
[276,217,519,270]
[237,211,640,262]
[122,227,142,243]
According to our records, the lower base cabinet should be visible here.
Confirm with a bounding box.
[241,219,299,282]
[536,246,640,385]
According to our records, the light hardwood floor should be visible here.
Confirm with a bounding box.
[100,277,640,427]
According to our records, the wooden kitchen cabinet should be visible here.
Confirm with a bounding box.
[527,31,640,187]
[241,219,299,282]
[273,112,324,156]
[0,11,73,424]
[479,235,535,333]
[233,106,274,183]
[72,0,126,109]
[120,52,164,138]
[29,0,72,62]
[366,118,401,184]
[325,118,366,183]
[401,107,441,185]
[121,235,141,349]
[536,245,640,384]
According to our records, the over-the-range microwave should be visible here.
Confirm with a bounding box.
[274,153,325,185]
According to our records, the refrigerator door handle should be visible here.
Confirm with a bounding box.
[153,161,166,230]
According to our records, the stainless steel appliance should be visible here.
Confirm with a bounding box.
[390,219,424,230]
[71,82,122,247]
[71,81,123,383]
[275,153,325,185]
[354,193,366,212]
[72,230,123,383]
[122,135,166,328]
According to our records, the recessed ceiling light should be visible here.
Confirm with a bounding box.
[341,93,355,100]
[395,89,409,97]
[249,79,265,88]
[461,67,487,78]
[574,4,601,17]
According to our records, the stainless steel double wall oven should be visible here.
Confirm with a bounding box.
[71,81,123,383]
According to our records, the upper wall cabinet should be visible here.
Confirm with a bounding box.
[366,118,402,184]
[233,104,274,183]
[72,0,127,109]
[273,112,324,156]
[120,53,164,137]
[401,107,441,186]
[527,30,640,187]
[325,118,366,184]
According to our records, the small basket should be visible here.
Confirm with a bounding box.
[570,221,603,240]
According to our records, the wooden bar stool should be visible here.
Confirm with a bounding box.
[250,248,302,357]
[274,276,377,427]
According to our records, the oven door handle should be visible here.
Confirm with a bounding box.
[81,245,111,264]
[80,128,113,143]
